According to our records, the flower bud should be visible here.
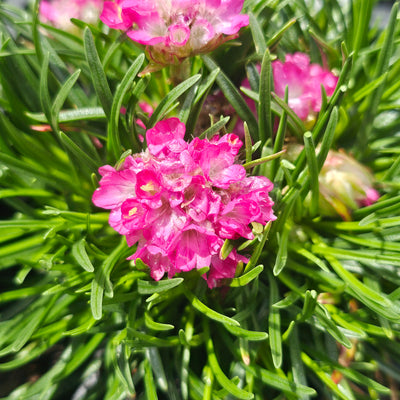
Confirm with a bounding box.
[318,150,380,220]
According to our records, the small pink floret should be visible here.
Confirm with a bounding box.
[93,117,276,288]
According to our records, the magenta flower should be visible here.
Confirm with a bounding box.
[272,52,338,123]
[100,0,249,71]
[93,117,275,288]
[39,0,104,30]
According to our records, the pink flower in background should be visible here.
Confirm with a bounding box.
[39,0,103,30]
[93,117,275,288]
[272,52,338,123]
[100,0,249,70]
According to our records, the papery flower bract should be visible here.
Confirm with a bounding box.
[272,52,338,125]
[93,117,275,287]
[39,0,104,31]
[100,0,249,71]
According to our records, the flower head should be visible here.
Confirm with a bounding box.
[100,0,249,71]
[272,52,338,125]
[93,117,275,287]
[39,0,104,31]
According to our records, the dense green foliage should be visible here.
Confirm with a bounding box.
[1,0,400,399]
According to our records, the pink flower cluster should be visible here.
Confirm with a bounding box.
[272,52,338,122]
[100,0,249,69]
[39,0,103,30]
[93,118,275,287]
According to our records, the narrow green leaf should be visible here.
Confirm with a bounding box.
[224,322,268,341]
[352,72,388,103]
[126,329,180,347]
[91,239,127,320]
[0,188,52,199]
[244,122,253,164]
[61,333,105,377]
[0,296,56,356]
[304,131,319,217]
[301,351,349,400]
[144,312,174,331]
[244,221,272,272]
[113,343,136,395]
[289,326,310,400]
[146,347,168,392]
[290,243,329,272]
[137,277,184,295]
[72,238,94,272]
[220,239,234,260]
[245,62,260,92]
[271,92,306,135]
[84,27,113,118]
[273,222,290,276]
[205,328,253,400]
[39,51,51,123]
[271,85,288,180]
[315,304,352,348]
[245,365,317,397]
[148,74,201,127]
[384,152,400,181]
[178,80,199,124]
[229,265,264,287]
[50,69,81,131]
[374,1,399,79]
[26,107,106,123]
[329,310,368,339]
[202,365,214,400]
[183,287,239,327]
[243,150,286,170]
[32,0,43,62]
[316,107,338,170]
[272,292,300,309]
[193,68,220,105]
[108,54,145,160]
[268,271,282,368]
[325,255,400,321]
[202,55,259,140]
[357,1,398,155]
[258,48,272,143]
[199,116,230,139]
[266,18,297,48]
[351,0,373,62]
[58,130,98,172]
[144,358,159,399]
[249,12,267,55]
[297,290,318,322]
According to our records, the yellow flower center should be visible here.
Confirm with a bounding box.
[140,181,158,195]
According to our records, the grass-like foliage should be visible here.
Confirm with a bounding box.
[1,0,400,399]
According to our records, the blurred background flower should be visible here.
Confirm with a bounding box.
[39,0,104,30]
